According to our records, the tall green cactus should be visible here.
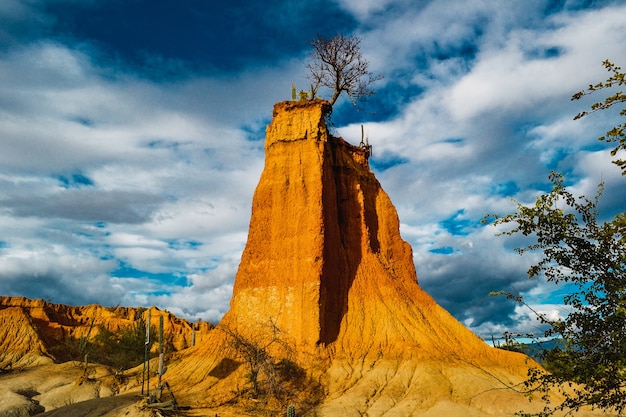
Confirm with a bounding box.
[287,405,296,417]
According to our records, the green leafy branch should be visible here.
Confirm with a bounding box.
[572,60,626,175]
[486,171,626,416]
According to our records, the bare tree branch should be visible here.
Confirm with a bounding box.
[306,33,383,108]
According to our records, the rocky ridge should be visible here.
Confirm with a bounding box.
[0,296,212,416]
[0,296,211,369]
[0,100,605,416]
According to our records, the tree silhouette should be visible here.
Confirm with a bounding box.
[306,33,382,107]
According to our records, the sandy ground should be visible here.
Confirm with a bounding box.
[35,394,142,417]
[0,362,144,416]
[0,360,617,417]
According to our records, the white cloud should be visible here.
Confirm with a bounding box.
[333,0,405,21]
[148,255,242,322]
[0,40,269,315]
[448,5,626,121]
[357,2,626,332]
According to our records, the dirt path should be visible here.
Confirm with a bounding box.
[36,394,142,417]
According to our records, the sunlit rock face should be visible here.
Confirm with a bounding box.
[167,100,551,416]
[224,100,499,362]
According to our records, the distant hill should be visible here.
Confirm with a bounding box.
[495,338,564,363]
[0,296,211,370]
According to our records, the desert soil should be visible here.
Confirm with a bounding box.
[34,394,142,417]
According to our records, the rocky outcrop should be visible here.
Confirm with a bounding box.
[165,100,551,416]
[0,305,52,369]
[0,296,211,367]
[220,100,515,363]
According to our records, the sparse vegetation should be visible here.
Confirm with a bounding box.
[49,311,156,371]
[218,320,322,413]
[491,331,531,354]
[92,316,155,371]
[220,320,293,400]
[490,171,626,416]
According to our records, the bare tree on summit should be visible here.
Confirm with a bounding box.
[306,33,383,108]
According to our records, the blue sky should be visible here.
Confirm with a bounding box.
[1,0,625,340]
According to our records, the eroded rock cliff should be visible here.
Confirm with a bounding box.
[166,100,551,416]
[220,100,501,361]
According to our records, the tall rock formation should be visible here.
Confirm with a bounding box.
[168,100,563,416]
[222,100,506,362]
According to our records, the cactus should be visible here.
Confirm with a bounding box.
[287,405,296,417]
